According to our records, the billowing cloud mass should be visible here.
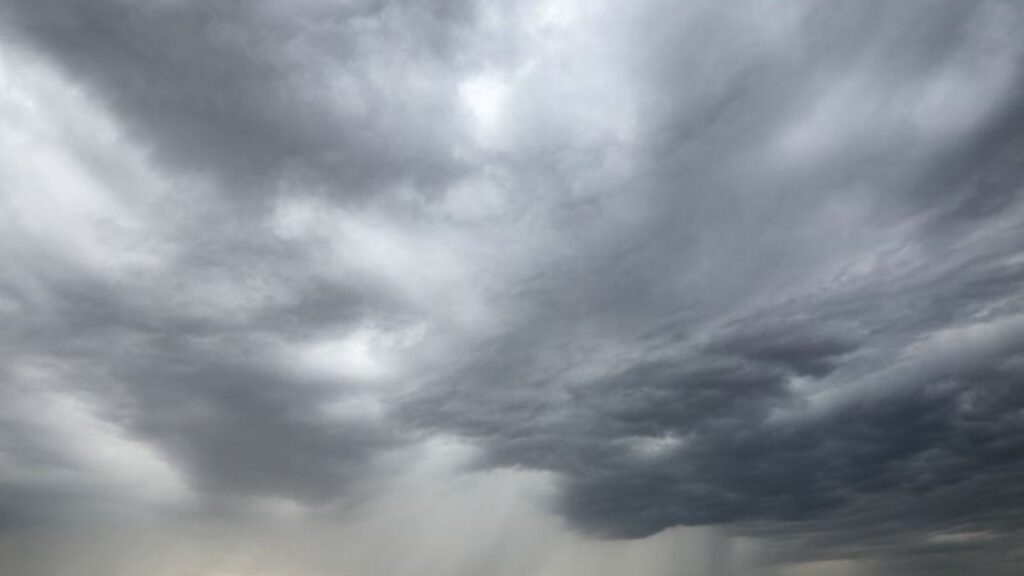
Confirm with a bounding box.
[1,1,1023,574]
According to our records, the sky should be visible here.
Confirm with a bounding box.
[1,1,1023,574]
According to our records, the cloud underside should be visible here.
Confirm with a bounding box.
[1,0,1023,571]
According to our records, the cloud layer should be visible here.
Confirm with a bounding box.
[1,1,1023,574]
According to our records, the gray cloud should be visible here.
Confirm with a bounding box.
[0,0,477,202]
[1,0,1024,574]
[397,0,1024,567]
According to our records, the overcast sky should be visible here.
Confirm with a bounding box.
[1,1,1024,575]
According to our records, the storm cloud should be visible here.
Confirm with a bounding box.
[1,1,1023,574]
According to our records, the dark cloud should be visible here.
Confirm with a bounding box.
[1,0,1024,573]
[0,0,477,202]
[116,352,399,504]
[396,0,1024,564]
[0,276,404,525]
[705,319,861,377]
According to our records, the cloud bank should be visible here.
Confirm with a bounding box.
[1,1,1023,574]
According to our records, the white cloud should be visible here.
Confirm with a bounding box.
[460,74,510,148]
